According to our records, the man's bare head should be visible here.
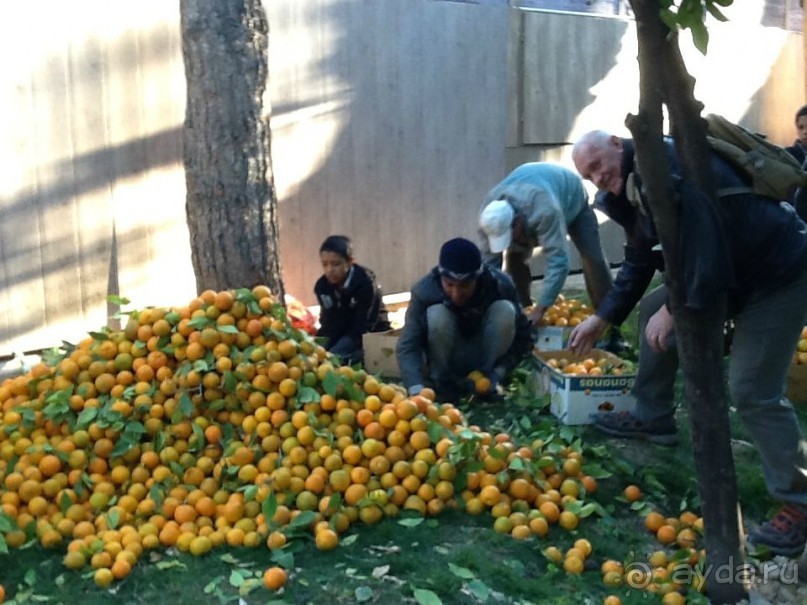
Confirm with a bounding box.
[572,131,625,195]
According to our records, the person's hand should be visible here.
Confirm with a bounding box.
[568,315,609,356]
[525,305,546,327]
[645,305,674,353]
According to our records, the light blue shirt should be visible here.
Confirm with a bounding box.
[479,163,588,308]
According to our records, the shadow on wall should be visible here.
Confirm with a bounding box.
[1,126,184,348]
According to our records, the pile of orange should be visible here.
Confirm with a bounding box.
[597,509,704,600]
[536,296,592,328]
[0,286,606,592]
[543,355,627,377]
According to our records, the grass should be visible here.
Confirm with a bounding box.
[0,285,794,605]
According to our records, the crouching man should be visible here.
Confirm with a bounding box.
[396,237,532,401]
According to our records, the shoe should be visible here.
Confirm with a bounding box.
[747,504,807,557]
[590,410,678,446]
[600,333,633,356]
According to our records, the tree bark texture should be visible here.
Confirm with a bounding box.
[628,0,746,602]
[180,0,284,299]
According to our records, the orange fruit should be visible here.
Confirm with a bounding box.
[644,511,666,533]
[538,501,560,524]
[656,524,677,545]
[563,556,584,574]
[623,485,642,502]
[315,528,339,550]
[94,568,114,587]
[263,566,287,591]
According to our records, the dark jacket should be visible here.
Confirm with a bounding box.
[786,140,807,167]
[595,138,807,325]
[315,264,390,353]
[396,266,532,390]
[785,141,807,222]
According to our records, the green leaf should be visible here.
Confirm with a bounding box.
[578,503,598,518]
[223,371,237,393]
[262,491,278,521]
[271,549,295,568]
[659,7,679,31]
[341,534,358,546]
[0,534,7,555]
[107,509,120,529]
[508,457,526,471]
[413,588,443,605]
[229,569,245,588]
[25,568,37,586]
[397,517,424,528]
[426,421,444,444]
[218,325,239,334]
[287,510,318,530]
[179,392,193,418]
[243,485,258,502]
[465,579,490,602]
[448,562,475,579]
[88,330,110,341]
[76,407,99,427]
[239,577,262,596]
[155,560,187,570]
[203,578,221,594]
[704,0,728,21]
[188,316,213,329]
[0,511,16,533]
[322,372,340,396]
[689,19,709,54]
[355,586,374,602]
[110,436,136,458]
[297,386,320,404]
[60,492,73,515]
[107,295,130,306]
[235,288,257,303]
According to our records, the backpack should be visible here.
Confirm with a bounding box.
[705,113,807,200]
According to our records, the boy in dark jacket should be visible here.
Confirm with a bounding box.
[571,129,807,557]
[396,237,532,401]
[314,235,390,365]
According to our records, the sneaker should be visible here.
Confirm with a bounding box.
[747,504,807,557]
[590,410,678,446]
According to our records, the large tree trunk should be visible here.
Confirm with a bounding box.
[180,0,284,299]
[628,0,746,602]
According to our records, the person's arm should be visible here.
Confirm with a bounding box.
[568,243,657,356]
[493,275,533,379]
[328,277,375,354]
[314,280,335,346]
[395,293,429,394]
[594,242,658,326]
[532,208,571,310]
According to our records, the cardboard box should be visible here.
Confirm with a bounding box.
[787,363,807,405]
[533,326,573,351]
[363,329,402,378]
[532,349,637,425]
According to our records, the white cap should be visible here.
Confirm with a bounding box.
[479,199,515,253]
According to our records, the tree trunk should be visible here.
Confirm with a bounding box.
[180,0,284,299]
[628,0,746,602]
